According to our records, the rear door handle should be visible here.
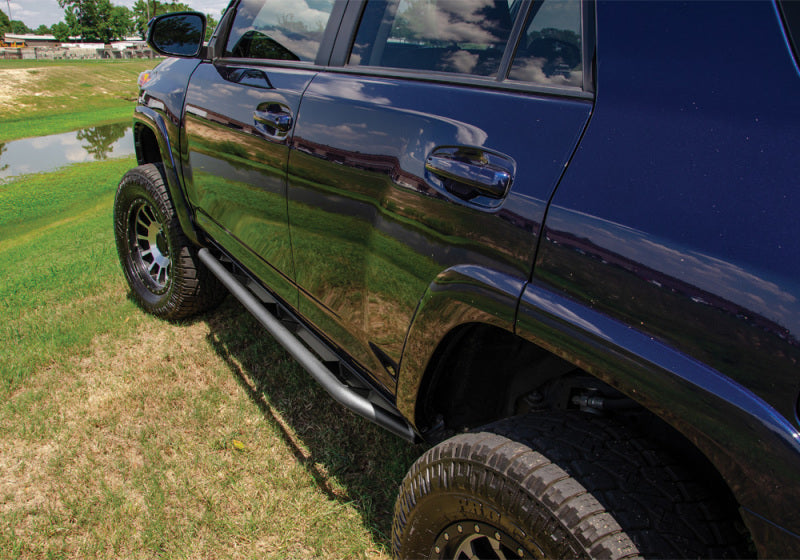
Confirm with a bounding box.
[425,147,515,202]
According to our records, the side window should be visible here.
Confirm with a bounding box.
[348,0,515,77]
[225,0,335,61]
[508,0,583,87]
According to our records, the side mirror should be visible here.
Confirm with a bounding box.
[147,12,206,58]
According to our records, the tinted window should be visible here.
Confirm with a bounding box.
[778,0,800,63]
[225,0,335,61]
[508,0,582,88]
[348,0,515,77]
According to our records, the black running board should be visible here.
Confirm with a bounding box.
[198,248,418,442]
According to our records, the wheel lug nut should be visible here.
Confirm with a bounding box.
[495,531,501,540]
[475,524,480,533]
[444,533,449,541]
[457,524,463,533]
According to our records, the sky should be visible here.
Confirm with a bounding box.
[3,0,230,29]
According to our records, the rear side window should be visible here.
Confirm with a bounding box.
[225,0,335,61]
[778,0,800,64]
[348,0,515,77]
[508,0,583,87]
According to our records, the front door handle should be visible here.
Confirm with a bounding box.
[253,103,294,140]
[425,147,515,202]
[254,110,293,132]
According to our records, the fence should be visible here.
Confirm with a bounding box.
[0,46,157,60]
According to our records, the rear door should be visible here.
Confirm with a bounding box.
[182,0,342,306]
[287,0,594,389]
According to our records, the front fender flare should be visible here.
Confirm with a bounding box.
[133,105,199,245]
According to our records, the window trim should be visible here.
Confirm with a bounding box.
[321,64,594,100]
[328,0,595,99]
[210,0,595,100]
[211,0,346,66]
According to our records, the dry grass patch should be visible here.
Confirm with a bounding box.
[1,301,423,559]
[0,68,49,106]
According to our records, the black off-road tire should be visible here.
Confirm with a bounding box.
[114,163,225,320]
[393,412,750,559]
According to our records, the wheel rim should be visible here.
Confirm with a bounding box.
[128,199,170,293]
[433,521,538,560]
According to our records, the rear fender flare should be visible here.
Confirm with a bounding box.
[395,265,526,425]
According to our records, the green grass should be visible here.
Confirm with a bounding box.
[0,136,423,558]
[0,59,157,142]
[0,66,427,557]
[0,105,137,143]
[0,157,140,389]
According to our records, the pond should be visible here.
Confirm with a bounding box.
[0,123,134,182]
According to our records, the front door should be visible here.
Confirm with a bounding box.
[183,0,339,305]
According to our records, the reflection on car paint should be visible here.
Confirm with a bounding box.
[287,72,590,389]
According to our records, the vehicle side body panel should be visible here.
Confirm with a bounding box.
[516,283,800,547]
[181,63,318,307]
[126,1,800,555]
[528,0,800,544]
[134,57,203,243]
[288,73,591,391]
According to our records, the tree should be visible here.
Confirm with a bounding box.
[58,0,133,43]
[9,20,31,34]
[77,123,127,160]
[205,13,217,41]
[110,5,133,39]
[51,21,71,41]
[0,142,8,173]
[35,24,50,35]
[132,0,190,38]
[0,9,10,36]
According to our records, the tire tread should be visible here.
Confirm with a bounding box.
[392,412,751,559]
[114,163,225,320]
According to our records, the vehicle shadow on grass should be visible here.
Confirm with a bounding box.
[202,297,429,550]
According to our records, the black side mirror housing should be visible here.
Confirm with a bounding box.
[147,12,206,58]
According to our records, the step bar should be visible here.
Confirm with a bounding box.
[198,248,418,442]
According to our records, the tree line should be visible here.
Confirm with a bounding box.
[0,0,218,44]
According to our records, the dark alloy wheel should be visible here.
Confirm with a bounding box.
[114,163,225,320]
[432,520,529,559]
[393,412,751,559]
[128,198,171,294]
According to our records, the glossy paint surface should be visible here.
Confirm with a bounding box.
[183,63,317,306]
[136,57,202,243]
[288,73,590,389]
[529,0,800,537]
[517,282,800,536]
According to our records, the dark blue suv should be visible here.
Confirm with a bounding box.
[114,1,800,557]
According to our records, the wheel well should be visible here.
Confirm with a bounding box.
[135,123,162,166]
[415,322,750,544]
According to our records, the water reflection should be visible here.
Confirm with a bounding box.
[0,123,134,181]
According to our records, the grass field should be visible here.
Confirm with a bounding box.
[0,65,424,558]
[0,59,157,142]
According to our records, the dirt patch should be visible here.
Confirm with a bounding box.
[0,68,53,106]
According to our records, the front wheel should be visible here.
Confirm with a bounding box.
[393,412,750,559]
[114,163,225,320]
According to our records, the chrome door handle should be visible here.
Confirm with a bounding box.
[254,110,293,132]
[425,148,514,200]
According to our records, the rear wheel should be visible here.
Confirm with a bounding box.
[114,163,225,320]
[393,412,750,559]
